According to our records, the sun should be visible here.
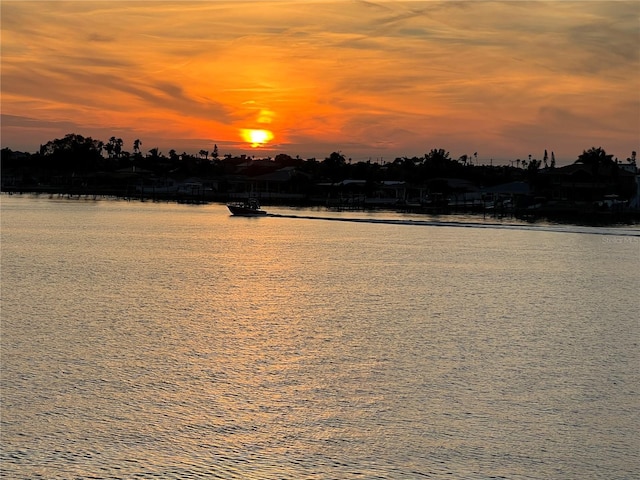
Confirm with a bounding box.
[241,129,274,148]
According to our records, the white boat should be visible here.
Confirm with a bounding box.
[226,198,267,216]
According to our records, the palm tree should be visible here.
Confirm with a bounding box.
[575,147,616,198]
[575,147,614,172]
[114,138,123,158]
[104,142,114,159]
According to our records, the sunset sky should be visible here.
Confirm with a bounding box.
[2,1,638,165]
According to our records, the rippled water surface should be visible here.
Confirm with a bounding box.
[2,196,639,479]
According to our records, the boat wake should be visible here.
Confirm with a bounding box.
[268,213,640,238]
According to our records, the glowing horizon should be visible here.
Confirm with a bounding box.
[1,1,638,165]
[241,129,275,148]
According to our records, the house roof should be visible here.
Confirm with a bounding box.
[547,163,635,177]
[252,166,310,182]
[252,167,294,182]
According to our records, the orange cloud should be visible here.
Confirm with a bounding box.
[1,1,638,163]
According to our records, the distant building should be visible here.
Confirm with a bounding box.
[541,163,636,202]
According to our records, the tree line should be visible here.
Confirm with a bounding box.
[1,133,637,199]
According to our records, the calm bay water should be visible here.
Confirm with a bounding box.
[1,195,639,479]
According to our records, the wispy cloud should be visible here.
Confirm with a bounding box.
[2,1,638,161]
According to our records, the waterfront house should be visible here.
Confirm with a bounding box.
[540,163,636,202]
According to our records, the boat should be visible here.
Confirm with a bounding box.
[227,198,267,216]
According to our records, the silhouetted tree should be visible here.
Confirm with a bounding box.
[424,148,450,163]
[104,142,113,158]
[39,133,103,172]
[575,147,614,168]
[148,147,161,160]
[575,147,618,199]
[626,150,636,166]
[10,129,638,209]
[423,148,453,177]
[106,137,123,159]
[322,151,346,181]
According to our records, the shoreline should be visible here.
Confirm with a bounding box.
[3,189,639,228]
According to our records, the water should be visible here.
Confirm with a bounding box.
[1,195,639,479]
